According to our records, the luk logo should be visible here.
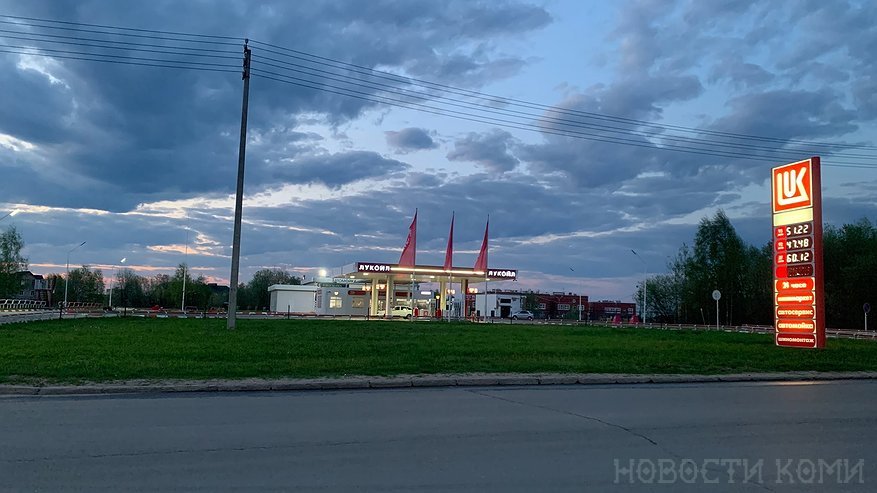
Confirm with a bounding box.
[773,160,812,212]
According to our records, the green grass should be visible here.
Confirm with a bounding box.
[0,318,875,384]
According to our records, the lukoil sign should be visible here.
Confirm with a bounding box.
[772,160,813,213]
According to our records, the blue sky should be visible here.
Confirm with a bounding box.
[1,0,876,301]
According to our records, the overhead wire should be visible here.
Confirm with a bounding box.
[1,35,241,60]
[250,53,877,164]
[0,14,874,168]
[0,15,242,45]
[249,39,877,152]
[0,47,240,73]
[251,69,877,169]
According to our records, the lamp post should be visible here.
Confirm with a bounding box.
[631,249,647,325]
[181,225,189,313]
[109,258,126,309]
[63,241,87,310]
[569,267,582,322]
[0,209,19,222]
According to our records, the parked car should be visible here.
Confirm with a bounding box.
[377,305,413,318]
[510,310,534,320]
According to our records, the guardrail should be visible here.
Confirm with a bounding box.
[581,321,877,341]
[0,299,48,310]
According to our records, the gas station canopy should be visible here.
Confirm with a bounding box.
[341,262,517,283]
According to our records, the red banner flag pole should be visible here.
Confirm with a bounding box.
[398,209,417,267]
[475,217,489,320]
[444,212,454,272]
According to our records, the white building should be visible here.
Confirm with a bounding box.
[268,278,377,317]
[268,284,319,314]
[472,291,525,318]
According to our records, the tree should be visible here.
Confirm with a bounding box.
[239,268,301,310]
[0,226,28,298]
[642,211,772,326]
[823,218,877,330]
[111,268,147,308]
[46,273,64,306]
[67,266,104,303]
[738,242,773,325]
[683,210,747,326]
[522,291,539,313]
[145,273,173,308]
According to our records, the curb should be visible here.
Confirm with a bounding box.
[2,371,876,396]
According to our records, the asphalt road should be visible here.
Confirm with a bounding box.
[1,381,875,492]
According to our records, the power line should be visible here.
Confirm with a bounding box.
[250,70,876,169]
[249,39,877,152]
[0,47,239,73]
[0,27,238,54]
[250,54,877,164]
[2,14,875,166]
[0,14,242,43]
[2,36,241,60]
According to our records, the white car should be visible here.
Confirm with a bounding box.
[510,310,534,320]
[378,305,413,318]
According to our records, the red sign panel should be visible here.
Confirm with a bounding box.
[775,333,817,348]
[776,305,815,319]
[772,159,814,213]
[771,157,824,349]
[775,278,814,292]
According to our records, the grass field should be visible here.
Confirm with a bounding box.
[1,318,875,384]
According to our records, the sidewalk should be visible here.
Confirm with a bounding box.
[2,371,876,396]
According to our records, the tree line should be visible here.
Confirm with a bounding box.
[1,225,301,309]
[639,211,876,330]
[43,265,301,310]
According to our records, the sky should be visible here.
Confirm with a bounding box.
[1,0,876,302]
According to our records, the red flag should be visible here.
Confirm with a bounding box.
[474,217,488,272]
[398,209,417,267]
[443,212,454,271]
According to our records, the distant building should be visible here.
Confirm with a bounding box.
[466,290,590,319]
[533,292,589,319]
[470,290,526,318]
[589,300,637,322]
[15,271,54,304]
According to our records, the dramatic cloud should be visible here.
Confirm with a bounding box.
[2,0,875,302]
[269,151,410,189]
[385,127,437,152]
[447,129,519,173]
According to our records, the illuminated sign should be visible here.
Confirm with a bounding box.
[771,157,825,349]
[357,262,394,273]
[487,269,517,279]
[773,161,813,212]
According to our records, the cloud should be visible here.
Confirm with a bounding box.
[269,151,410,189]
[3,0,876,303]
[0,0,552,210]
[385,127,437,152]
[447,129,519,173]
[708,55,774,89]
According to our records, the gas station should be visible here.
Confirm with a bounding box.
[338,261,518,318]
[269,212,519,318]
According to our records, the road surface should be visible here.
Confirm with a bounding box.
[1,381,874,491]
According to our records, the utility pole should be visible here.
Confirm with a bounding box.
[227,40,251,330]
[181,224,188,313]
[63,241,86,311]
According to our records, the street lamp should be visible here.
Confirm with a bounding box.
[63,241,87,310]
[109,258,126,309]
[631,249,647,325]
[181,232,189,313]
[0,209,19,222]
[569,267,582,322]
